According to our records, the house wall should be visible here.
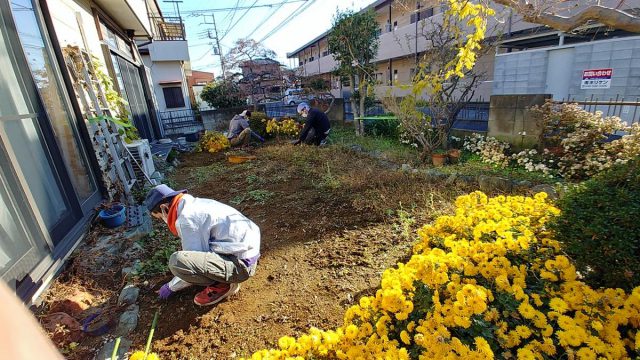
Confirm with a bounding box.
[141,56,190,112]
[48,0,108,66]
[146,40,189,61]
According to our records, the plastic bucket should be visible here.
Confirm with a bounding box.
[98,204,126,228]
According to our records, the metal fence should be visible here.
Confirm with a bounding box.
[264,102,299,118]
[555,95,640,125]
[158,109,203,136]
[359,101,490,132]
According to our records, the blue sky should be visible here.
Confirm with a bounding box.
[159,0,373,76]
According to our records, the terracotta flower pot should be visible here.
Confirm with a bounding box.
[432,153,447,167]
[447,149,461,163]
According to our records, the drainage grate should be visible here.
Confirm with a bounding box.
[126,205,146,228]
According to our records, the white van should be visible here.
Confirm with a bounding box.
[283,88,305,105]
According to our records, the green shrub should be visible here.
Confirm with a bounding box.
[249,111,271,138]
[363,115,400,138]
[551,158,640,291]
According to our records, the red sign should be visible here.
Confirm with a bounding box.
[582,68,613,79]
[581,68,612,89]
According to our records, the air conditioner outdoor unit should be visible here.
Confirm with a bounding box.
[126,139,156,182]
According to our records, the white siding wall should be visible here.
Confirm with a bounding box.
[48,0,107,66]
[142,57,190,112]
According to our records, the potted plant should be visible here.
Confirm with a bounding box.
[432,149,448,167]
[447,148,461,163]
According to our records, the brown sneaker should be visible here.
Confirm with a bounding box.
[193,282,240,306]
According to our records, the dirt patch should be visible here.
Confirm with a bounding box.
[39,140,467,359]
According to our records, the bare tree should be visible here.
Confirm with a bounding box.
[489,0,640,33]
[225,39,278,107]
[384,13,493,160]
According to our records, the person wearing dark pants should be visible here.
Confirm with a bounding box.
[293,102,331,146]
[145,184,260,306]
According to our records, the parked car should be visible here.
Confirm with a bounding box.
[284,88,305,105]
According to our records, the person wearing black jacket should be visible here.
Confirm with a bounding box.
[294,102,331,146]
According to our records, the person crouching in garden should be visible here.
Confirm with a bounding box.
[227,109,252,147]
[145,184,260,306]
[293,102,331,146]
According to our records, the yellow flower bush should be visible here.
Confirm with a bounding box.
[196,131,229,153]
[266,118,300,137]
[245,192,640,359]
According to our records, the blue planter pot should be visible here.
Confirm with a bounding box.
[98,204,126,228]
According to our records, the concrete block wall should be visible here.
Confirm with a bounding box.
[493,51,548,95]
[568,38,640,99]
[488,94,550,149]
[493,37,640,100]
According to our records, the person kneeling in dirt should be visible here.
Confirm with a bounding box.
[145,184,260,306]
[227,110,253,147]
[228,109,265,146]
[293,102,331,146]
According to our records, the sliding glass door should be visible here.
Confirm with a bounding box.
[0,0,100,290]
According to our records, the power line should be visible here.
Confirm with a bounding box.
[245,2,285,39]
[223,0,241,33]
[220,0,259,41]
[181,0,308,15]
[258,0,316,43]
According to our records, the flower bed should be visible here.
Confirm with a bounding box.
[196,131,229,153]
[463,104,640,181]
[246,192,640,359]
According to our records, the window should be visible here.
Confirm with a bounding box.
[309,56,315,61]
[394,69,398,81]
[163,87,185,108]
[410,7,434,23]
[322,50,329,57]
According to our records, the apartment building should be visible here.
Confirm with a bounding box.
[287,0,640,106]
[287,0,509,100]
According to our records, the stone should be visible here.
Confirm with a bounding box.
[49,289,94,317]
[456,175,476,186]
[115,304,139,336]
[478,175,513,193]
[121,260,141,280]
[95,337,132,360]
[531,184,559,200]
[42,312,83,345]
[349,144,364,152]
[422,169,447,182]
[445,173,458,186]
[401,163,412,172]
[514,180,533,191]
[118,285,139,306]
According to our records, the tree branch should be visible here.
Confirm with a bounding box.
[491,2,640,33]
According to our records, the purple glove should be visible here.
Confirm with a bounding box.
[158,283,173,300]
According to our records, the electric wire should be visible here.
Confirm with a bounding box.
[258,0,316,43]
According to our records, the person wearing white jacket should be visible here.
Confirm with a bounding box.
[144,184,260,306]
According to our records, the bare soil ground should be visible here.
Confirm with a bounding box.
[38,140,472,359]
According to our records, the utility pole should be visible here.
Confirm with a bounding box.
[211,13,226,79]
[164,0,183,20]
[202,13,226,79]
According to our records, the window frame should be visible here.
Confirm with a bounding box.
[162,86,186,109]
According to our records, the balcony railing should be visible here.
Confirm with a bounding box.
[150,16,186,41]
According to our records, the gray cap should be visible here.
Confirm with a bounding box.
[144,184,187,211]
